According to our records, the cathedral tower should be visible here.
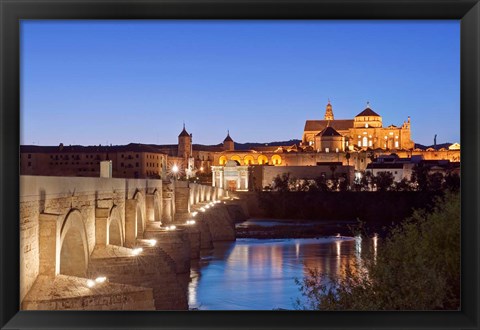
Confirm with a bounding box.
[324,100,334,121]
[223,131,234,151]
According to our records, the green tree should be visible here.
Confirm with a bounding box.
[361,171,373,191]
[411,164,429,191]
[373,171,394,191]
[443,172,460,192]
[393,177,412,191]
[271,173,290,192]
[296,192,460,310]
[428,172,444,191]
[313,175,330,192]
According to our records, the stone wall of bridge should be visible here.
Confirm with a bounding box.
[19,175,237,311]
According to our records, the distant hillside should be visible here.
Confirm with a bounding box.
[234,139,302,151]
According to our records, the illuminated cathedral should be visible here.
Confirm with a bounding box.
[302,101,415,152]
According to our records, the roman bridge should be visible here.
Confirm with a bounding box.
[20,175,248,310]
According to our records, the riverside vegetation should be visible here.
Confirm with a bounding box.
[295,191,460,310]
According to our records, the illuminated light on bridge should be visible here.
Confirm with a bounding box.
[95,276,107,284]
[86,279,96,288]
[131,247,143,256]
[192,212,198,217]
[146,239,157,247]
[185,220,196,225]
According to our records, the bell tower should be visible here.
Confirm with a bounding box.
[178,123,192,159]
[324,100,334,121]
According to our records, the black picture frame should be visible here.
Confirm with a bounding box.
[1,0,479,329]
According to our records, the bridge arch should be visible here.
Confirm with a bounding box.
[132,190,146,238]
[108,206,123,246]
[59,209,89,277]
[153,189,162,223]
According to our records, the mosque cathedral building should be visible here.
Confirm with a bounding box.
[302,101,414,152]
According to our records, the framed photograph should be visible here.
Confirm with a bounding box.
[1,0,479,329]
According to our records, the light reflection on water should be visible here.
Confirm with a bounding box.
[189,237,375,310]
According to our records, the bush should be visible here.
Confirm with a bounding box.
[295,192,460,310]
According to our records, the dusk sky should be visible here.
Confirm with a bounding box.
[21,20,460,146]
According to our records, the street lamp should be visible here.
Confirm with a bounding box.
[172,164,179,180]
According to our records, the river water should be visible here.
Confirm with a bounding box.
[189,224,377,310]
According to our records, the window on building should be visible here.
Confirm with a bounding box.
[362,137,368,147]
[395,141,399,148]
[28,154,31,159]
[358,140,361,146]
[325,148,329,153]
[28,162,31,166]
[136,154,139,158]
[369,140,373,147]
[335,148,339,153]
[136,162,139,167]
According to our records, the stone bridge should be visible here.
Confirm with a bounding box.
[20,175,248,310]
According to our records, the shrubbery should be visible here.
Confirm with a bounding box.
[295,192,460,310]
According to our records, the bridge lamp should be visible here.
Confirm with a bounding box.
[131,247,143,256]
[200,207,206,212]
[205,205,210,209]
[95,276,107,284]
[185,220,196,225]
[146,239,157,247]
[192,211,198,217]
[172,164,179,179]
[86,279,96,288]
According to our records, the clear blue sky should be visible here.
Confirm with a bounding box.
[21,20,460,146]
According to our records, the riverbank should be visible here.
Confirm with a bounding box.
[235,218,359,239]
[231,190,444,237]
